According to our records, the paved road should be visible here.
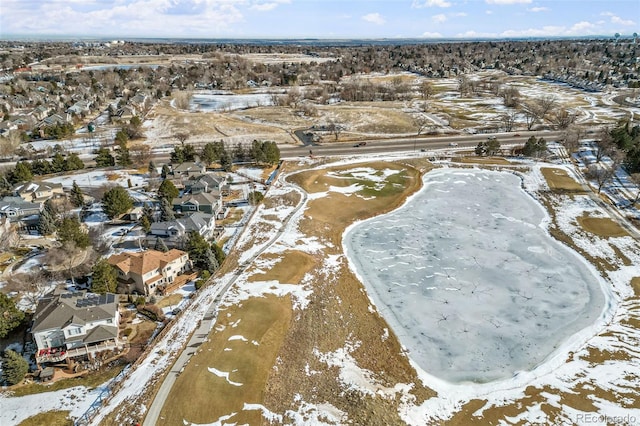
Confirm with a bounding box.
[143,179,307,426]
[278,130,567,158]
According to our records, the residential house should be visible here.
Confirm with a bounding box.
[107,249,191,296]
[148,212,216,247]
[172,192,222,216]
[185,173,227,195]
[13,181,64,203]
[31,290,121,364]
[66,100,92,117]
[172,161,206,178]
[0,196,42,221]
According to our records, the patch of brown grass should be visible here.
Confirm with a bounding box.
[541,167,586,193]
[577,215,629,238]
[247,250,316,284]
[105,173,120,181]
[18,411,72,426]
[155,293,183,309]
[156,295,292,425]
[454,156,512,165]
[631,277,640,297]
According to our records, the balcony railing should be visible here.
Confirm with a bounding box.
[36,339,122,363]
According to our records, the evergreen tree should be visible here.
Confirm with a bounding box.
[51,152,66,173]
[263,141,280,165]
[201,142,220,165]
[139,215,151,233]
[9,161,32,184]
[220,149,233,172]
[211,242,226,266]
[70,181,84,207]
[30,158,52,175]
[154,236,169,252]
[0,293,25,339]
[37,206,57,236]
[91,258,118,294]
[161,164,170,179]
[157,179,179,201]
[186,231,219,272]
[160,198,175,221]
[57,216,90,248]
[102,186,133,219]
[116,140,132,167]
[65,153,85,171]
[148,160,157,176]
[94,148,115,167]
[1,349,29,385]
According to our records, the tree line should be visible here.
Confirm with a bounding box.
[1,153,84,186]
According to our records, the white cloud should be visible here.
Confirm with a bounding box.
[421,31,443,38]
[527,6,549,12]
[601,11,635,26]
[412,0,452,8]
[611,16,636,26]
[452,12,467,17]
[362,12,385,25]
[485,10,494,15]
[498,21,600,38]
[432,13,447,24]
[486,0,531,4]
[568,21,596,34]
[455,30,498,38]
[250,1,291,12]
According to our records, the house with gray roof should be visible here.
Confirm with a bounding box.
[172,161,206,178]
[148,212,216,248]
[0,196,42,221]
[172,192,222,216]
[185,173,227,195]
[31,290,121,364]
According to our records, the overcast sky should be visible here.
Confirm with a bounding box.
[1,0,638,40]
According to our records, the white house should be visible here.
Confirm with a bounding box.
[31,291,121,364]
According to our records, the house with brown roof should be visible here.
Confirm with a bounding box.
[31,290,121,364]
[107,249,191,296]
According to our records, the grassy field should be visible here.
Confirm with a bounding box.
[18,411,72,426]
[147,156,639,425]
[541,167,586,193]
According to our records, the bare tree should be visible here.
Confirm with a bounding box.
[535,95,557,120]
[414,115,433,135]
[593,127,615,163]
[629,173,640,207]
[521,103,540,131]
[561,125,585,154]
[500,85,520,108]
[586,151,622,193]
[173,91,192,110]
[327,118,344,141]
[500,111,518,132]
[6,271,49,308]
[174,132,189,146]
[419,80,434,99]
[551,108,577,129]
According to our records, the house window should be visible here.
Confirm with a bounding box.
[189,205,196,210]
[107,319,113,324]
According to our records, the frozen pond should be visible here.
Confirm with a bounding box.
[190,91,275,112]
[345,168,606,384]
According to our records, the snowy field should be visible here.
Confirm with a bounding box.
[190,91,275,112]
[345,168,609,383]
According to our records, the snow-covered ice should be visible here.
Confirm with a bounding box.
[345,168,609,383]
